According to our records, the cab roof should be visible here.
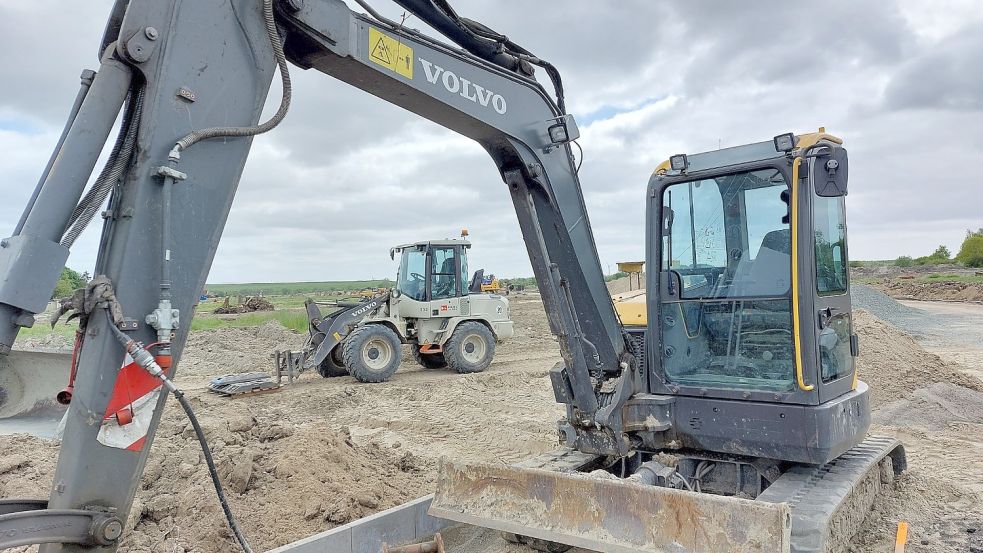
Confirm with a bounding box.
[390,239,472,251]
[651,129,843,177]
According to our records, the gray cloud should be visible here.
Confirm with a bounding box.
[1,0,980,282]
[882,23,983,111]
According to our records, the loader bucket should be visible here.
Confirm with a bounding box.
[430,459,791,553]
[0,349,72,418]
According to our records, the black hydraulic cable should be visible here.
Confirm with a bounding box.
[173,0,290,155]
[104,312,254,553]
[171,389,254,553]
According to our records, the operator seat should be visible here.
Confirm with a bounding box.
[433,257,457,298]
[732,229,791,297]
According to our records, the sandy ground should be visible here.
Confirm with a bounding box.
[898,299,983,380]
[873,279,983,303]
[1,291,982,552]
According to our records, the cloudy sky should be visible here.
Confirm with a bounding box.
[1,0,980,283]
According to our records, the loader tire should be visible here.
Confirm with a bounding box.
[411,346,448,369]
[316,346,348,378]
[444,321,495,374]
[342,324,401,383]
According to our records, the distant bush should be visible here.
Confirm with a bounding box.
[849,260,863,268]
[52,267,86,299]
[911,244,952,266]
[956,229,983,268]
[894,256,914,268]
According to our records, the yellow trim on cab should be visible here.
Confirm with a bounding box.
[791,157,814,392]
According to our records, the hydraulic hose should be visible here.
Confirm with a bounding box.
[61,85,145,248]
[173,0,290,155]
[105,312,255,553]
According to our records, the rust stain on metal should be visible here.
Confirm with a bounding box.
[431,459,790,553]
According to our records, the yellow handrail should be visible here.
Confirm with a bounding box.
[791,157,814,392]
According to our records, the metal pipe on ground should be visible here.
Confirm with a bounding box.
[382,533,444,553]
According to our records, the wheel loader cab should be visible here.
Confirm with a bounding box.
[638,130,866,463]
[393,240,471,302]
[389,238,513,349]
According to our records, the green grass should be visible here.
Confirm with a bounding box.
[18,320,79,341]
[206,280,394,296]
[190,310,309,333]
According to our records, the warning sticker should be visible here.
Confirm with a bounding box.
[368,27,413,79]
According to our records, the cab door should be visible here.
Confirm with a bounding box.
[810,188,857,402]
[428,245,462,317]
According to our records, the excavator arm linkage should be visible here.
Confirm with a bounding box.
[0,1,629,550]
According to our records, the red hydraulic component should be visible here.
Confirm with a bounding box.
[115,407,133,425]
[57,330,84,405]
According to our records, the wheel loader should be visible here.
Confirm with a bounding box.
[0,0,904,552]
[210,237,513,393]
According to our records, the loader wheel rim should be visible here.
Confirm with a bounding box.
[362,338,394,370]
[461,333,487,364]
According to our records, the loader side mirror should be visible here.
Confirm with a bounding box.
[812,146,849,197]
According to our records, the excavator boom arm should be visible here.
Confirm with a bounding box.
[0,1,627,550]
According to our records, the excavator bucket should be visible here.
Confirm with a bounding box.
[430,459,792,553]
[0,349,72,418]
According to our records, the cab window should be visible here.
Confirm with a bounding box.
[431,247,458,300]
[659,168,795,392]
[814,195,848,295]
[397,246,427,301]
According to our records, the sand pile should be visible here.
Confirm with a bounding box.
[213,296,275,314]
[1,410,431,553]
[178,321,305,387]
[606,275,643,295]
[853,309,983,408]
[873,279,983,303]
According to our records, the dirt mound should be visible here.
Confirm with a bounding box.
[16,333,73,350]
[0,413,430,553]
[179,321,305,387]
[214,296,275,314]
[872,279,983,303]
[873,382,983,430]
[606,275,645,295]
[3,296,982,553]
[853,309,983,408]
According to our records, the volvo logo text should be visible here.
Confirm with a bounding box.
[352,301,378,317]
[419,58,507,115]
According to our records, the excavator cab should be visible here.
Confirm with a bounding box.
[637,130,867,464]
[649,130,856,409]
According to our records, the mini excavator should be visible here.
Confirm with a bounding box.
[0,1,903,551]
